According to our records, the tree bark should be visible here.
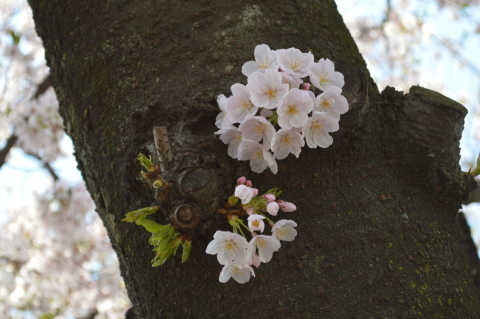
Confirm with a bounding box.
[29,0,479,317]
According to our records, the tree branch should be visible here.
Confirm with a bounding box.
[26,152,59,181]
[32,76,50,99]
[464,179,480,204]
[0,134,18,169]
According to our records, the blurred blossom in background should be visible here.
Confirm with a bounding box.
[1,0,480,318]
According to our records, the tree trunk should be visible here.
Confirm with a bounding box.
[29,0,479,317]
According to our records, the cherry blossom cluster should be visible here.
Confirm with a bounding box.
[1,180,130,318]
[206,177,297,284]
[14,87,65,161]
[215,44,348,174]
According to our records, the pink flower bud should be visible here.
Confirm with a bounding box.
[246,206,254,215]
[267,202,279,216]
[251,188,259,197]
[277,200,296,212]
[246,180,253,187]
[248,254,262,268]
[236,176,246,186]
[263,193,276,202]
[302,83,311,90]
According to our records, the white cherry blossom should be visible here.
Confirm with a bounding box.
[242,44,278,76]
[206,231,249,265]
[277,88,314,129]
[271,129,305,160]
[218,127,243,158]
[235,184,257,204]
[219,262,255,284]
[225,83,257,123]
[238,116,276,149]
[277,48,314,78]
[272,220,298,242]
[313,86,349,121]
[247,235,281,263]
[215,94,230,129]
[310,58,344,91]
[247,214,266,233]
[302,112,339,148]
[237,140,278,174]
[281,71,303,89]
[247,68,289,109]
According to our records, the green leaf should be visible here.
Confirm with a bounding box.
[264,188,282,197]
[137,153,155,171]
[122,206,159,222]
[135,219,170,233]
[182,240,192,263]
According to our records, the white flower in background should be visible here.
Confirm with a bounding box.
[238,116,276,149]
[310,58,344,91]
[277,88,314,129]
[14,87,65,161]
[313,86,348,120]
[281,71,303,89]
[247,235,281,263]
[225,83,257,123]
[218,127,243,158]
[247,214,266,233]
[206,231,249,265]
[277,48,314,78]
[215,94,230,129]
[242,44,278,76]
[237,139,278,174]
[219,262,255,284]
[234,184,258,204]
[247,68,289,109]
[272,220,298,242]
[302,112,339,148]
[271,129,304,160]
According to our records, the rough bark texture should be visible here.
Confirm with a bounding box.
[29,0,479,318]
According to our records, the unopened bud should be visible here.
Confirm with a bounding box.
[137,153,155,172]
[153,180,163,188]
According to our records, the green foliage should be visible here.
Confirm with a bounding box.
[122,206,159,222]
[137,153,155,172]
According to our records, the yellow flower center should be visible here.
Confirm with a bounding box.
[258,61,269,70]
[288,59,300,71]
[287,105,298,115]
[321,98,335,109]
[252,220,260,227]
[239,98,252,110]
[231,266,242,275]
[311,122,323,133]
[282,134,291,145]
[320,76,329,85]
[222,240,235,254]
[256,238,267,248]
[276,228,288,239]
[265,88,276,98]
